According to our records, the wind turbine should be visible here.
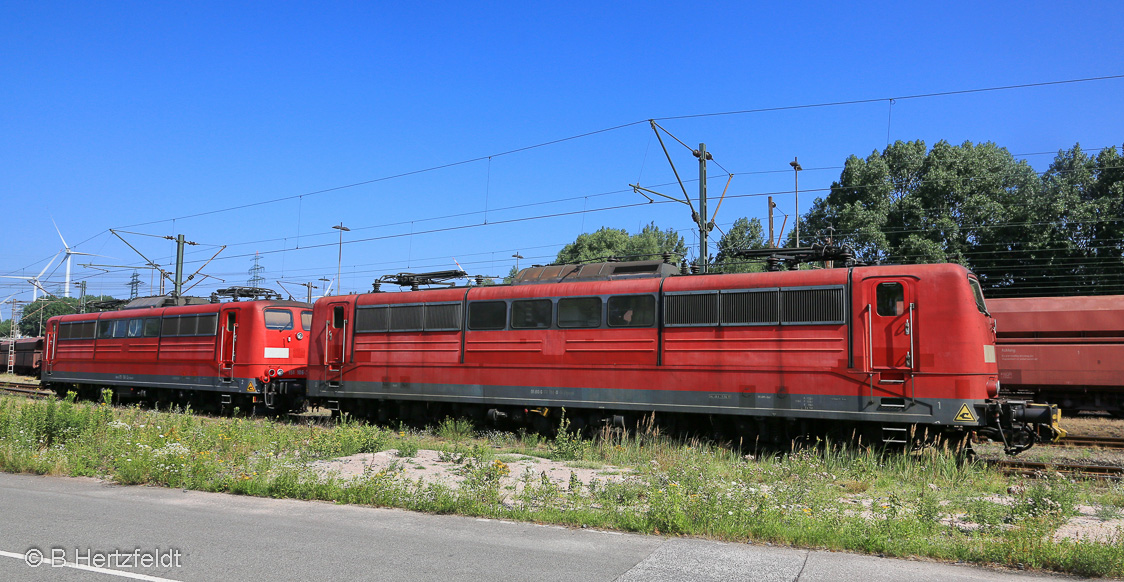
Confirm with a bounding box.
[0,254,59,301]
[52,219,104,297]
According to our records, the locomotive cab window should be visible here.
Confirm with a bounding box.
[968,278,989,315]
[468,301,507,330]
[264,309,294,330]
[608,295,655,327]
[301,310,313,331]
[876,282,905,317]
[558,297,601,328]
[511,299,552,329]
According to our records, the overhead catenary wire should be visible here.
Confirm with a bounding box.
[104,74,1124,232]
[8,74,1122,297]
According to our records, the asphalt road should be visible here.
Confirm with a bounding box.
[0,473,1083,582]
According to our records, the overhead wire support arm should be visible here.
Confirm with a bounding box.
[709,172,734,225]
[629,183,689,205]
[109,229,175,286]
[179,245,227,290]
[647,120,696,215]
[181,273,226,295]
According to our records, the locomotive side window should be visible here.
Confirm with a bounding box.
[63,321,95,340]
[162,317,180,336]
[225,312,236,332]
[608,295,656,327]
[97,320,113,339]
[333,306,345,329]
[127,318,144,338]
[511,299,552,329]
[301,310,313,331]
[111,320,128,338]
[197,314,218,336]
[144,318,161,337]
[558,297,601,328]
[264,309,294,330]
[468,301,507,330]
[179,317,198,336]
[876,282,905,317]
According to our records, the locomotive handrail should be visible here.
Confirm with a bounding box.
[866,305,874,405]
[865,305,872,372]
[909,302,916,405]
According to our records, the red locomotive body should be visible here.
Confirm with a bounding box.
[42,299,312,413]
[1,337,44,376]
[990,295,1124,416]
[308,261,1060,451]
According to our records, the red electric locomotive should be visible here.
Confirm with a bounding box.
[308,260,1063,453]
[990,295,1124,417]
[42,295,312,413]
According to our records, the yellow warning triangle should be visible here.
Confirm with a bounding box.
[955,403,976,423]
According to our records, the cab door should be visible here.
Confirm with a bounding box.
[866,279,915,371]
[219,308,238,382]
[326,302,350,384]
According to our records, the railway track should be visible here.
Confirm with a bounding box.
[989,459,1124,480]
[1050,435,1124,450]
[0,381,52,399]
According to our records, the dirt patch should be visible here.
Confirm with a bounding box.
[1054,505,1124,543]
[308,448,634,495]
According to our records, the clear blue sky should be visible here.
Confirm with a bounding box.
[2,1,1122,306]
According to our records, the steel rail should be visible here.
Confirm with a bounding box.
[989,459,1124,480]
[0,381,52,399]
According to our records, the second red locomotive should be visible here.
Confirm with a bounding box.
[42,295,312,414]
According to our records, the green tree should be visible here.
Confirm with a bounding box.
[713,217,767,273]
[555,223,687,264]
[801,139,1124,296]
[15,295,118,336]
[17,297,80,336]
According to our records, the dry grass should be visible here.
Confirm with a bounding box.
[1061,416,1124,439]
[0,373,38,384]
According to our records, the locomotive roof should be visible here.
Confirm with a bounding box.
[512,260,680,285]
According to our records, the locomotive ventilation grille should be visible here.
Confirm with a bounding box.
[355,303,463,333]
[665,285,845,327]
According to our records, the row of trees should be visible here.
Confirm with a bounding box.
[548,219,771,275]
[546,141,1121,297]
[801,141,1123,296]
[2,296,116,337]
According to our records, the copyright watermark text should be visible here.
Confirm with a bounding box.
[25,547,183,569]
